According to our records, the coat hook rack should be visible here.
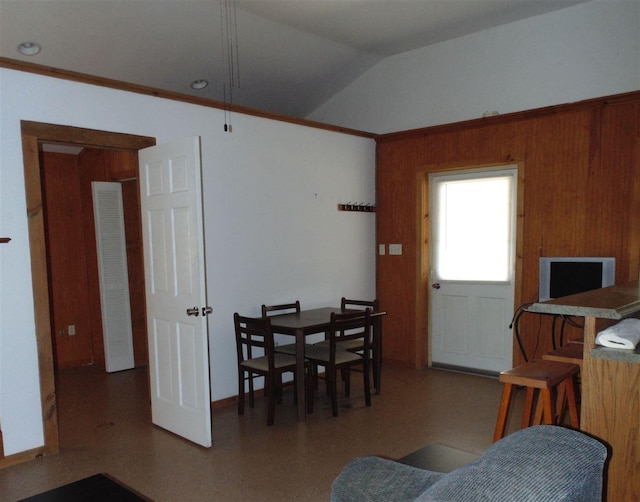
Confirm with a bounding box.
[0,238,11,244]
[338,202,375,212]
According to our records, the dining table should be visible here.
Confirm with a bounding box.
[268,306,386,421]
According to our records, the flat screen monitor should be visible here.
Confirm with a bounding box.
[538,257,615,302]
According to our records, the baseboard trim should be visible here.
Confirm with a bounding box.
[430,363,498,379]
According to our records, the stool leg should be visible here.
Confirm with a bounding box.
[540,388,555,425]
[565,376,580,429]
[555,381,568,423]
[522,387,536,428]
[493,383,514,442]
[533,390,545,425]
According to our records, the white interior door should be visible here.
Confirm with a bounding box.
[92,181,135,373]
[429,166,517,374]
[138,136,212,447]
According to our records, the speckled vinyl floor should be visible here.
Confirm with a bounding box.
[0,365,526,501]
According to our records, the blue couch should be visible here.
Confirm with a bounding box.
[331,426,607,502]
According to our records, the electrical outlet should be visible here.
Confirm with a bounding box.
[68,324,76,336]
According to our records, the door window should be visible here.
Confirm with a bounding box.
[431,169,516,283]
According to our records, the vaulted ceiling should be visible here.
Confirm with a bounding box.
[0,0,587,118]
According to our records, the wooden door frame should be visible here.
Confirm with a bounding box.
[11,121,155,465]
[417,160,525,369]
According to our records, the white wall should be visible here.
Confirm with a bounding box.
[309,1,640,134]
[0,69,376,455]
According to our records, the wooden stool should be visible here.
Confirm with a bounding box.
[493,360,580,442]
[537,342,584,425]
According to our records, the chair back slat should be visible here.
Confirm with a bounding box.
[261,301,301,317]
[329,309,372,360]
[234,313,275,371]
[341,297,378,312]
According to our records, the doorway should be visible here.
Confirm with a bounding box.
[40,147,144,370]
[20,121,156,458]
[420,163,524,375]
[428,166,518,374]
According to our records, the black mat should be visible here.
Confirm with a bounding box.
[398,443,479,473]
[19,473,150,502]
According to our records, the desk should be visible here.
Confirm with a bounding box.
[269,307,385,420]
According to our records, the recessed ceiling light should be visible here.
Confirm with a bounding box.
[17,42,41,56]
[191,79,209,90]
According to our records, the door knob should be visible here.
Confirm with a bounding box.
[202,306,213,316]
[432,283,441,289]
[186,306,200,316]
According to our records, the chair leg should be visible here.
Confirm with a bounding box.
[493,383,514,442]
[329,370,339,417]
[238,370,245,416]
[363,360,371,407]
[307,365,314,414]
[344,369,351,397]
[292,371,298,405]
[248,372,255,408]
[372,351,380,395]
[266,374,276,426]
[276,373,284,404]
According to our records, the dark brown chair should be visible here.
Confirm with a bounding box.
[261,301,300,317]
[305,309,372,417]
[317,297,381,393]
[261,301,305,356]
[234,313,309,426]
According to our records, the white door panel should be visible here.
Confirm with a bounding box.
[139,136,212,447]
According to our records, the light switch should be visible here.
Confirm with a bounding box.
[68,324,76,336]
[389,244,402,255]
[379,244,386,255]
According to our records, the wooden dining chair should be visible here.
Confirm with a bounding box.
[305,309,372,417]
[261,301,304,356]
[234,313,309,425]
[316,297,381,393]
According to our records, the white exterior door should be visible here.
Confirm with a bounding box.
[138,136,212,447]
[429,167,517,374]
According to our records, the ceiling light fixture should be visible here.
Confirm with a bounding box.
[191,79,209,90]
[17,42,41,56]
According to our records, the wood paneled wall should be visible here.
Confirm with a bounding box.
[376,91,640,368]
[42,151,102,368]
[41,149,147,369]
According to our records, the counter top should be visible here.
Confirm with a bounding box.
[527,280,640,363]
[591,344,640,363]
[526,280,640,320]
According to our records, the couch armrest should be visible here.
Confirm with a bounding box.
[416,426,607,502]
[331,456,445,502]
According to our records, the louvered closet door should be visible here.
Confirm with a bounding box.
[92,181,135,373]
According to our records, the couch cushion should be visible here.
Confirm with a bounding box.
[331,456,445,502]
[416,426,607,502]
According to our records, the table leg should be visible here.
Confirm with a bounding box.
[295,328,306,421]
